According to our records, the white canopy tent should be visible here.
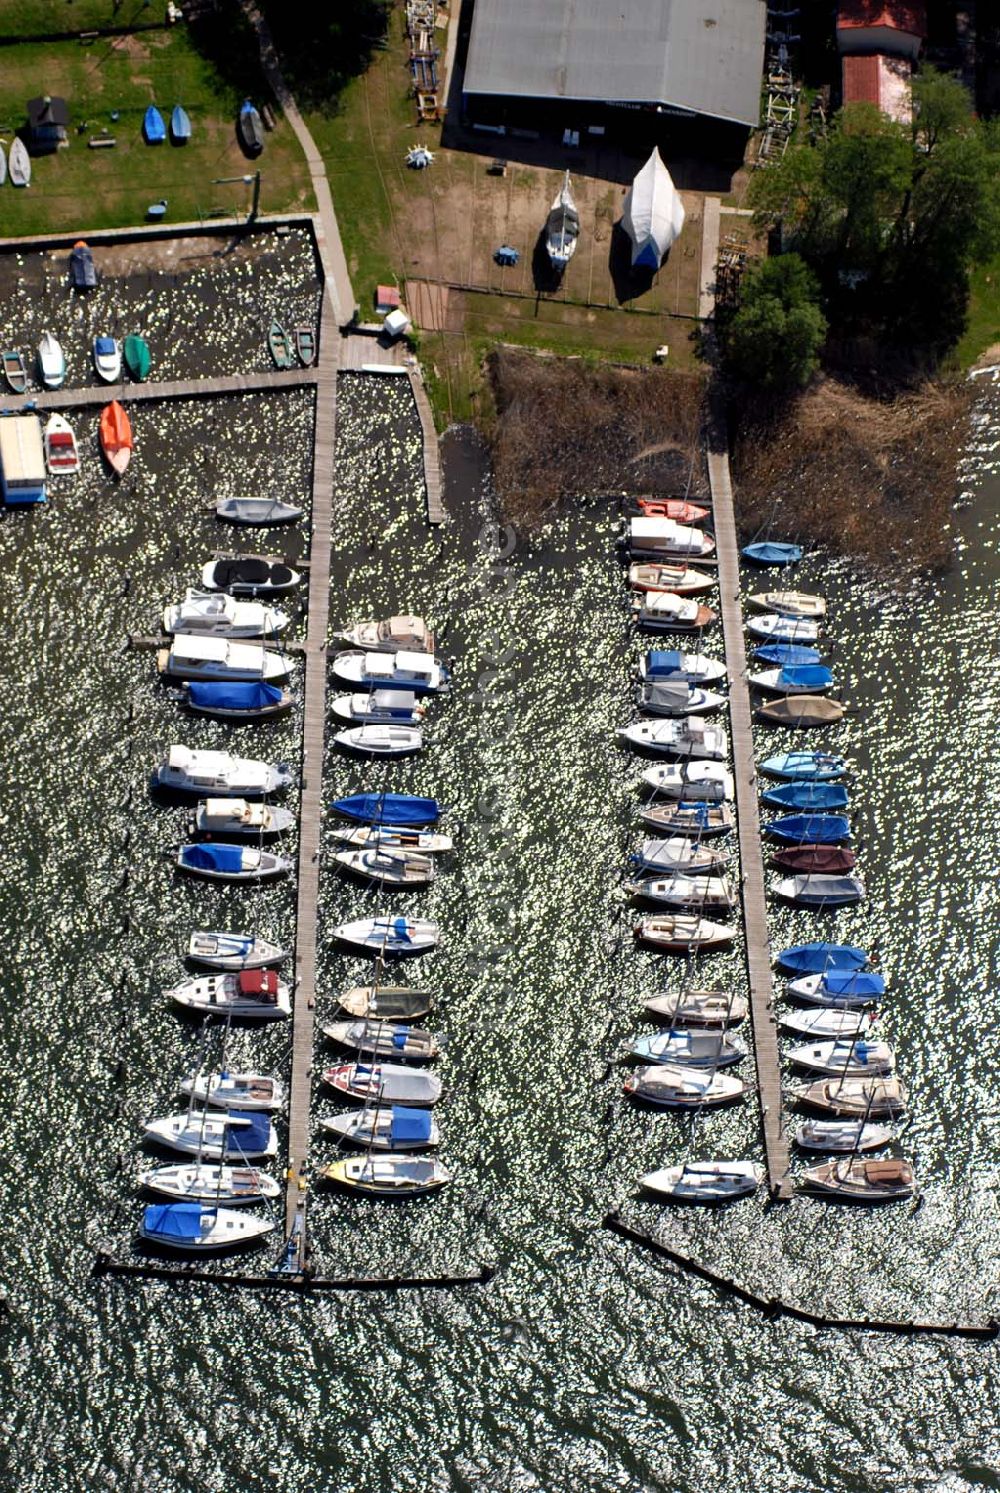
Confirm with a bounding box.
[622,149,686,269]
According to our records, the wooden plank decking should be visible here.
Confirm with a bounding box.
[707,406,792,1200]
[1,366,319,414]
[408,366,445,525]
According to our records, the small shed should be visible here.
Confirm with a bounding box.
[26,95,70,152]
[836,1,926,59]
[375,285,401,315]
[384,308,412,338]
[0,416,46,505]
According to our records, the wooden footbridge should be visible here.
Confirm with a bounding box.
[0,365,319,414]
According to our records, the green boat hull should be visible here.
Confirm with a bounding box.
[124,335,151,381]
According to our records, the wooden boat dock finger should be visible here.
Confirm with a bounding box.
[0,365,320,413]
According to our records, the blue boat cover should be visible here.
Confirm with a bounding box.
[768,814,850,844]
[742,541,803,565]
[815,970,885,997]
[224,1111,270,1156]
[95,336,116,355]
[674,801,713,825]
[778,943,869,974]
[755,644,823,666]
[143,105,166,141]
[391,1027,411,1048]
[646,650,682,676]
[334,793,440,826]
[183,843,245,872]
[777,665,834,689]
[390,1107,431,1144]
[188,680,283,710]
[762,783,849,810]
[391,917,411,943]
[143,1202,203,1239]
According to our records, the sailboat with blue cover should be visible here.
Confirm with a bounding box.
[320,1106,439,1151]
[176,841,292,881]
[750,664,835,695]
[776,943,869,975]
[754,643,824,667]
[333,792,440,826]
[785,969,886,1006]
[139,1201,274,1251]
[143,1108,278,1158]
[742,541,802,565]
[765,813,850,844]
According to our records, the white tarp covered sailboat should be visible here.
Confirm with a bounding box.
[622,148,685,269]
[545,170,580,272]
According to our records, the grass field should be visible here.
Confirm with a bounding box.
[0,29,314,235]
[952,256,1000,370]
[2,0,158,37]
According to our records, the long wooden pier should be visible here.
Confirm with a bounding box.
[707,403,792,1200]
[1,366,319,414]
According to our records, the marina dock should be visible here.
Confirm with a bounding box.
[707,406,792,1200]
[0,366,319,414]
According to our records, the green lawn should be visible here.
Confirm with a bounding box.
[2,0,158,37]
[953,256,1000,370]
[0,30,314,234]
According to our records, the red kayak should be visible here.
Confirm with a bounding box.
[99,400,132,475]
[629,496,711,524]
[770,845,857,874]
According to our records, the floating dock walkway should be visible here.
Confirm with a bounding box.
[707,403,792,1200]
[1,366,319,414]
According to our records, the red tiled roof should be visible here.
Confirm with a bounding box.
[837,0,926,34]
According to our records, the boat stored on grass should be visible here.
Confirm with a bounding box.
[323,1020,441,1061]
[166,970,291,1019]
[143,1109,277,1159]
[639,649,727,686]
[170,104,191,143]
[163,590,289,638]
[43,415,79,476]
[138,1163,280,1204]
[216,496,303,527]
[238,100,264,155]
[331,649,449,694]
[333,792,440,826]
[638,1160,763,1204]
[628,1029,746,1067]
[636,681,726,717]
[624,1065,745,1108]
[177,842,292,882]
[333,916,440,957]
[643,989,747,1026]
[143,105,166,143]
[192,798,294,839]
[335,615,435,654]
[201,556,300,595]
[157,635,290,683]
[99,401,132,475]
[186,930,286,970]
[320,1106,439,1151]
[799,1157,916,1202]
[139,1202,274,1251]
[545,170,580,271]
[757,696,847,728]
[316,1156,451,1197]
[37,331,66,389]
[182,680,292,720]
[179,1071,285,1111]
[154,745,292,797]
[8,138,30,187]
[323,1062,442,1106]
[627,563,715,597]
[93,335,121,383]
[634,914,734,953]
[335,848,436,887]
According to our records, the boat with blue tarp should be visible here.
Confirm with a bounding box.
[786,970,887,1005]
[754,643,824,667]
[183,680,292,720]
[761,782,849,811]
[320,1106,439,1151]
[333,792,440,826]
[750,664,835,695]
[143,1108,277,1158]
[176,841,292,881]
[776,943,869,975]
[639,649,727,685]
[139,1201,274,1251]
[742,541,803,565]
[765,813,850,844]
[759,751,846,781]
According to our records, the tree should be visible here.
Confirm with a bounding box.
[722,255,828,391]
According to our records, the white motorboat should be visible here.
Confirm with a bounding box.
[138,1163,282,1204]
[793,1119,895,1153]
[628,1029,746,1067]
[333,724,424,757]
[322,1020,441,1061]
[799,1156,916,1203]
[331,691,426,727]
[43,414,79,475]
[634,915,735,953]
[773,874,865,908]
[157,635,290,683]
[335,615,435,654]
[192,798,295,839]
[334,848,436,887]
[628,563,716,596]
[333,916,440,957]
[37,330,66,389]
[92,335,121,383]
[786,1037,895,1076]
[332,825,453,854]
[626,873,736,910]
[323,1062,442,1106]
[545,169,580,270]
[636,681,726,717]
[626,516,716,561]
[791,1075,907,1118]
[621,718,729,760]
[639,651,727,686]
[179,1071,286,1111]
[623,1064,745,1108]
[165,970,292,1020]
[632,592,717,632]
[780,1009,874,1039]
[201,556,301,595]
[216,496,304,526]
[641,762,734,801]
[746,613,821,643]
[163,590,289,638]
[331,649,448,694]
[143,1109,278,1159]
[748,591,826,619]
[643,989,747,1026]
[186,930,286,969]
[632,837,729,874]
[638,1160,764,1204]
[139,1202,275,1251]
[320,1106,440,1151]
[154,746,292,797]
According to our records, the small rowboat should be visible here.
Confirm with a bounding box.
[294,325,316,365]
[186,930,286,970]
[770,845,856,874]
[99,401,132,474]
[2,350,27,392]
[238,99,264,155]
[216,496,303,526]
[139,1163,281,1204]
[790,1075,907,1118]
[316,1156,451,1197]
[628,563,716,597]
[322,1020,441,1062]
[638,1160,763,1204]
[123,334,151,381]
[640,801,734,837]
[627,497,711,523]
[793,1120,894,1153]
[170,104,192,143]
[643,989,747,1026]
[756,695,846,728]
[139,1202,274,1251]
[143,105,166,143]
[624,1065,745,1108]
[44,414,79,476]
[799,1157,916,1203]
[321,1106,439,1151]
[37,330,66,388]
[8,137,30,187]
[267,320,293,369]
[335,985,433,1021]
[742,541,802,565]
[634,915,735,953]
[749,591,826,619]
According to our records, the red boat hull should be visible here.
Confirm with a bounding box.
[630,497,711,524]
[770,845,857,874]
